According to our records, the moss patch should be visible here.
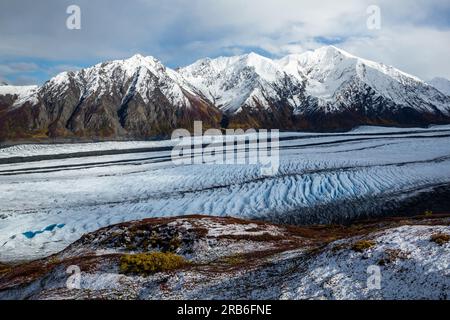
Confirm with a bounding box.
[351,240,376,252]
[424,210,433,217]
[377,249,409,266]
[331,242,349,252]
[119,252,188,276]
[430,233,450,246]
[221,254,246,266]
[0,263,11,275]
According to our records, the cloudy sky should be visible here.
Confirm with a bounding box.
[0,0,449,85]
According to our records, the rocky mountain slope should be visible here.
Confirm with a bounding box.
[1,46,450,141]
[0,55,221,141]
[181,46,450,131]
[0,215,448,300]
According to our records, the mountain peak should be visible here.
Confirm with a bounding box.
[315,45,354,56]
[243,51,265,60]
[124,53,156,63]
[240,52,275,66]
[301,45,357,64]
[120,54,162,69]
[130,53,145,59]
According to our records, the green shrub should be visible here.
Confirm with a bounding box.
[120,252,187,275]
[0,263,11,275]
[222,254,245,266]
[377,249,409,266]
[331,243,349,252]
[47,256,60,265]
[424,210,433,217]
[430,233,450,246]
[351,240,376,252]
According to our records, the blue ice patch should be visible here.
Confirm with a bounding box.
[22,223,66,239]
[23,231,42,239]
[44,224,57,232]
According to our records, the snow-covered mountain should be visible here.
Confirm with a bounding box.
[180,46,450,131]
[1,46,450,140]
[181,46,450,116]
[179,53,306,114]
[430,77,450,96]
[278,46,450,115]
[0,84,38,105]
[0,55,220,140]
[42,54,195,109]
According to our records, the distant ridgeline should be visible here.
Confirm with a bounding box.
[1,46,450,141]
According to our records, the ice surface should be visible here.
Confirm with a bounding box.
[1,126,450,262]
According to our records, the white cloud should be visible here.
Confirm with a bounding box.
[0,62,39,75]
[0,0,449,79]
[341,27,450,80]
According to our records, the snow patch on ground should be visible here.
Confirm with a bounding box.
[1,219,447,300]
[283,225,450,300]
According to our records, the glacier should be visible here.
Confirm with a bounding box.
[1,125,450,262]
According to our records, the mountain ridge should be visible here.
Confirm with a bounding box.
[1,46,450,141]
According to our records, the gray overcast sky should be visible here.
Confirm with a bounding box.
[0,0,449,84]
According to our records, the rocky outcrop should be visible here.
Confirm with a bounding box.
[0,214,448,300]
